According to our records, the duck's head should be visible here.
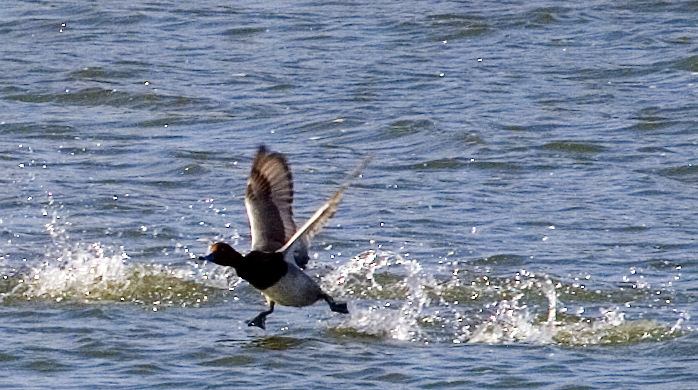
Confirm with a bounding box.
[199,242,244,268]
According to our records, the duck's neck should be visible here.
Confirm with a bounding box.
[236,251,289,290]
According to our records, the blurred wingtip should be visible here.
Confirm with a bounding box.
[278,154,372,254]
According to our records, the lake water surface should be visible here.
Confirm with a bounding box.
[1,0,698,388]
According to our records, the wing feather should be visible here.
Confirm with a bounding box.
[278,155,372,254]
[245,146,297,253]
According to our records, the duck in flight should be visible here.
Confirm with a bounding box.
[200,146,370,329]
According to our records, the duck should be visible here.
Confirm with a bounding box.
[200,145,370,329]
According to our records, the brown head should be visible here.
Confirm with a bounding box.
[199,242,244,268]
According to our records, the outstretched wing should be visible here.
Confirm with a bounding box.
[245,146,298,253]
[278,155,372,255]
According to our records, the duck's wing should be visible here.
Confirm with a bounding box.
[278,155,372,255]
[245,146,299,254]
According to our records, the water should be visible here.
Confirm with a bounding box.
[1,0,698,388]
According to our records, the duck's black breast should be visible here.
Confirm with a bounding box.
[236,251,288,290]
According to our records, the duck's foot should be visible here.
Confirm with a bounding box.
[323,295,349,314]
[247,314,267,330]
[248,302,275,330]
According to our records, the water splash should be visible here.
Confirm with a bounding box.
[1,208,223,310]
[468,272,558,344]
[11,241,129,302]
[323,250,440,342]
[322,250,685,346]
[551,308,683,346]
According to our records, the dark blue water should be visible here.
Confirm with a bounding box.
[1,0,698,388]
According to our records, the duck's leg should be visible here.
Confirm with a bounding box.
[248,301,275,329]
[322,293,349,314]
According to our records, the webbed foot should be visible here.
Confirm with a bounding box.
[248,302,275,330]
[247,314,267,330]
[323,295,349,314]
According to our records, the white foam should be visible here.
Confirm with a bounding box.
[12,241,130,302]
[324,250,441,342]
[4,208,228,308]
[321,250,681,346]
